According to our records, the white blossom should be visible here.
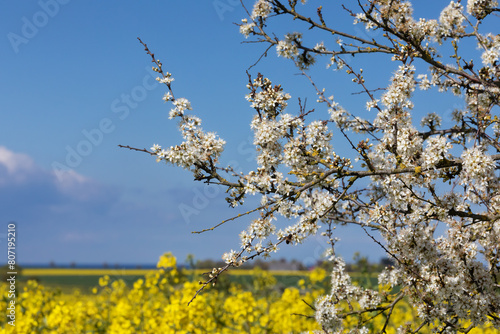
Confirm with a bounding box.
[481,48,499,66]
[251,0,272,20]
[276,33,302,59]
[439,2,465,37]
[417,74,431,90]
[467,0,498,19]
[239,19,255,38]
[162,92,172,102]
[422,136,452,168]
[156,72,174,85]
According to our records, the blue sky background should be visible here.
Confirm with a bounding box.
[0,1,472,266]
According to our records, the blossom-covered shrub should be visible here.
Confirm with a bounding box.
[124,1,500,332]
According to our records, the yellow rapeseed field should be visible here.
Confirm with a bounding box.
[1,253,497,333]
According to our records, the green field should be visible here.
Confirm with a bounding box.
[17,268,378,294]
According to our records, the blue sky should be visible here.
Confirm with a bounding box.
[1,1,470,266]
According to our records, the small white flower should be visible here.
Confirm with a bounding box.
[366,99,379,111]
[481,48,499,66]
[162,92,172,102]
[417,74,431,90]
[156,73,174,85]
[150,144,161,152]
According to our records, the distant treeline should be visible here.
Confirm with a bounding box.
[9,253,394,272]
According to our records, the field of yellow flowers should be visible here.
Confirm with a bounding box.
[0,253,496,333]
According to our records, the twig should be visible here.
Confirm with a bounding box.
[118,145,155,155]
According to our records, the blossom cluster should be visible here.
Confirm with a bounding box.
[150,71,226,172]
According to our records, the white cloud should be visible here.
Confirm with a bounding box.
[0,146,35,185]
[0,146,115,209]
[0,146,100,200]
